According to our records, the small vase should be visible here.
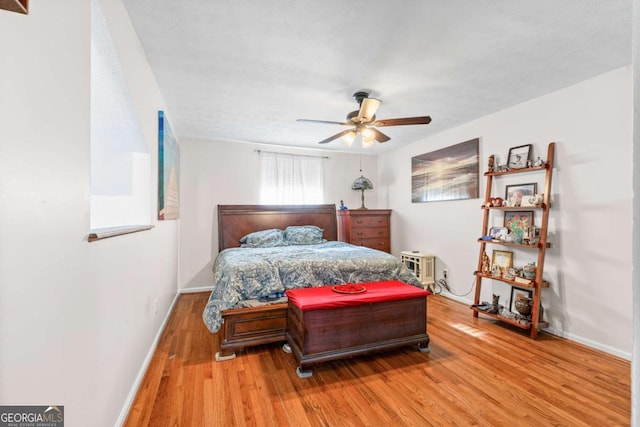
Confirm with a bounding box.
[523,262,537,279]
[514,297,532,316]
[514,229,524,244]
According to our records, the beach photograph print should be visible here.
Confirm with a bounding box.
[411,138,479,203]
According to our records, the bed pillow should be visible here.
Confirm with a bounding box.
[239,229,287,248]
[283,225,324,245]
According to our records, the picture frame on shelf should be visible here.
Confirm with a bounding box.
[510,288,533,313]
[489,226,508,240]
[533,227,542,238]
[507,144,532,169]
[504,210,534,234]
[491,250,513,270]
[505,183,537,207]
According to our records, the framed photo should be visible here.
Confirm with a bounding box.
[510,288,533,313]
[491,250,513,269]
[505,183,537,207]
[489,226,508,240]
[504,211,534,233]
[507,144,532,169]
[533,227,541,238]
[158,111,180,220]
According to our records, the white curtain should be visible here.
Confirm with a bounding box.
[259,152,324,204]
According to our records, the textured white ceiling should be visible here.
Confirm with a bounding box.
[122,0,631,153]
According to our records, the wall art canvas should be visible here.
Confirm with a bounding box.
[158,110,180,220]
[411,138,479,202]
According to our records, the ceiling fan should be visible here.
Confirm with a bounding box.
[297,91,431,147]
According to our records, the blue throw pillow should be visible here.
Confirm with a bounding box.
[283,225,324,245]
[239,229,287,248]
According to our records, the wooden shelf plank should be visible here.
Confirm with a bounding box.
[0,0,28,14]
[484,164,548,177]
[469,307,532,330]
[477,238,551,249]
[480,204,547,210]
[88,225,154,242]
[475,272,549,289]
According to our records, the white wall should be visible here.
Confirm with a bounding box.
[0,1,178,426]
[379,67,633,357]
[179,140,378,289]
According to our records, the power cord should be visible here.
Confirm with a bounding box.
[432,272,475,297]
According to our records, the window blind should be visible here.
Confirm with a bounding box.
[259,152,324,204]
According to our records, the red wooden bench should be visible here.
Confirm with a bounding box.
[284,280,430,378]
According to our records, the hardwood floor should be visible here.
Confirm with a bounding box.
[123,293,630,426]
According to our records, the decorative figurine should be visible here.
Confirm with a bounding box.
[533,157,545,167]
[527,194,543,207]
[481,252,491,274]
[487,294,500,314]
[491,264,502,277]
[488,155,495,172]
[339,200,348,210]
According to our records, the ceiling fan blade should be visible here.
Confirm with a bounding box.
[371,128,391,143]
[357,98,381,122]
[297,119,350,126]
[318,129,355,144]
[372,116,432,127]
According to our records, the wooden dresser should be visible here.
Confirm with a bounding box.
[337,209,391,253]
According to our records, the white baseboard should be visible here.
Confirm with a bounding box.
[179,285,214,294]
[436,293,631,361]
[542,326,631,361]
[436,292,472,305]
[115,292,181,427]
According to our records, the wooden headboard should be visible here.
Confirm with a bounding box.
[217,204,338,251]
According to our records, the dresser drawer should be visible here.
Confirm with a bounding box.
[351,215,389,228]
[351,237,390,253]
[337,209,392,254]
[352,228,389,239]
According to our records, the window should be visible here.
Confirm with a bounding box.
[90,0,151,231]
[259,152,324,204]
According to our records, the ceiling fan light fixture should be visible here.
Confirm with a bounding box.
[361,128,375,148]
[361,136,375,149]
[342,130,356,146]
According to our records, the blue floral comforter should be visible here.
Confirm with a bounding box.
[202,241,422,333]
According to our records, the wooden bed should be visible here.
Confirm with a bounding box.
[214,204,339,361]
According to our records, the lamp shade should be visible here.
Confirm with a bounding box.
[352,175,373,191]
[352,174,373,209]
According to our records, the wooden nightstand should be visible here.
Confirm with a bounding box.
[337,209,391,253]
